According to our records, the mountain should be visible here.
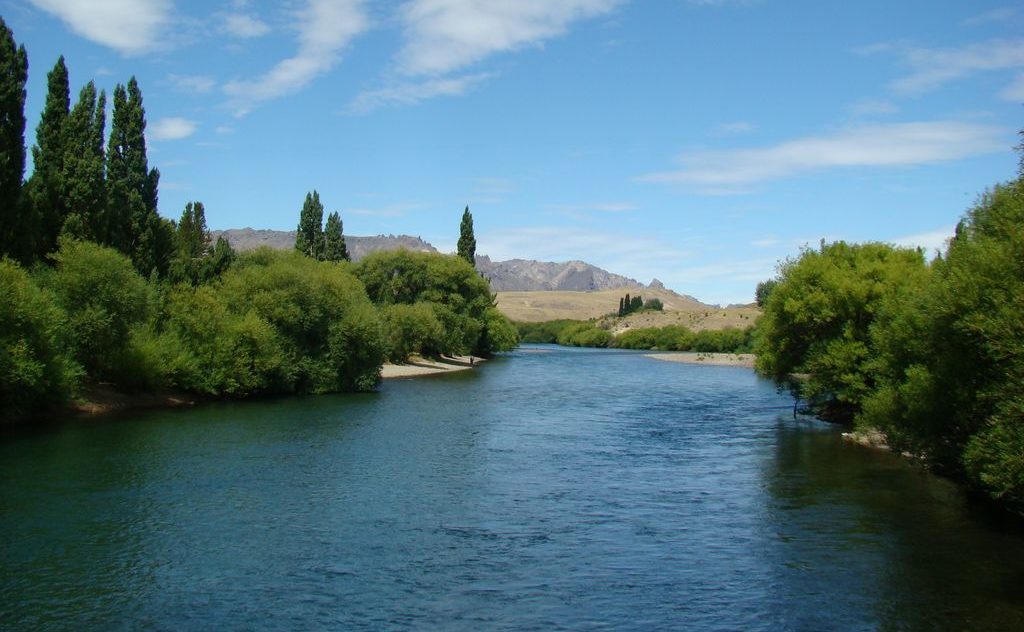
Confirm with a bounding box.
[210,228,671,294]
[475,255,648,291]
[209,228,436,261]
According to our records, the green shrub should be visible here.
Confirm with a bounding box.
[379,302,444,362]
[0,259,80,419]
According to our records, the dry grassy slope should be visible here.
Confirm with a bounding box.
[496,288,760,331]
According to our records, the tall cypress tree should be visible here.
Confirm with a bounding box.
[457,205,476,265]
[295,190,324,259]
[26,56,69,258]
[323,211,349,262]
[60,82,106,243]
[0,18,28,261]
[107,76,171,276]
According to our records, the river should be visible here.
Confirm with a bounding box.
[2,345,1024,630]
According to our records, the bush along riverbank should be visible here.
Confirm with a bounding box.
[754,150,1024,515]
[1,241,517,424]
[515,319,754,354]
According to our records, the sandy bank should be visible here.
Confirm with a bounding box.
[381,355,483,379]
[645,352,756,368]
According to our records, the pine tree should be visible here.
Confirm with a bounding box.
[323,210,349,262]
[26,56,69,259]
[295,190,324,259]
[0,18,28,261]
[60,83,106,243]
[457,205,476,265]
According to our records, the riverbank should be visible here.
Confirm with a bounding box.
[645,352,756,368]
[381,355,482,378]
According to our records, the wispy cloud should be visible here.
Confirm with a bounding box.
[28,0,173,55]
[396,0,621,76]
[870,38,1024,97]
[1001,74,1024,101]
[224,0,369,116]
[847,98,900,117]
[712,121,755,136]
[890,226,954,256]
[222,12,270,38]
[639,121,1007,191]
[349,73,492,113]
[169,74,215,94]
[150,117,198,141]
[480,226,688,266]
[347,203,426,218]
[962,7,1019,27]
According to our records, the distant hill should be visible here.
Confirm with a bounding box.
[495,287,724,323]
[475,255,649,292]
[210,228,437,261]
[211,228,678,294]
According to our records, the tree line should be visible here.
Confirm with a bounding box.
[516,319,753,353]
[0,20,517,422]
[754,145,1024,514]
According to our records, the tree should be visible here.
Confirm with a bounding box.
[323,210,349,262]
[107,77,170,276]
[60,83,106,243]
[169,201,211,285]
[0,18,28,262]
[27,56,69,259]
[754,279,778,308]
[457,205,476,265]
[295,190,324,259]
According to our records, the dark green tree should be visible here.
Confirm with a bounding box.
[202,235,235,280]
[107,77,170,276]
[169,201,210,285]
[26,56,69,259]
[295,190,324,259]
[0,18,28,261]
[457,205,476,265]
[323,210,349,262]
[60,83,106,243]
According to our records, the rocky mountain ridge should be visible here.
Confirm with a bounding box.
[212,228,670,293]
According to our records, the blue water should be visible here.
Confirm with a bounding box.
[2,346,1023,630]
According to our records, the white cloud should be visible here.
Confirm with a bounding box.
[347,203,426,218]
[224,0,369,116]
[222,12,270,38]
[639,121,1007,190]
[349,73,492,113]
[396,0,620,76]
[890,226,954,256]
[28,0,173,55]
[880,39,1024,96]
[149,117,198,141]
[480,226,689,268]
[169,74,215,93]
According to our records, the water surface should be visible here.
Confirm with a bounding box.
[3,346,1023,630]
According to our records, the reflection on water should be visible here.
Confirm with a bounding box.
[1,345,1023,630]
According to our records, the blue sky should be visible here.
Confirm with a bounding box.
[3,0,1023,304]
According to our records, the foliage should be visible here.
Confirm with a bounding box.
[60,83,107,244]
[220,249,384,392]
[0,259,80,419]
[355,249,514,356]
[0,18,28,263]
[556,322,612,347]
[754,279,778,308]
[44,239,151,381]
[515,319,588,344]
[643,298,664,311]
[323,211,349,262]
[858,177,1024,508]
[378,303,444,362]
[458,206,476,265]
[295,190,325,259]
[754,241,929,420]
[26,56,70,259]
[617,293,645,316]
[168,201,232,285]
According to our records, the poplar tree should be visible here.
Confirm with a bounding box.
[457,205,476,265]
[170,201,210,284]
[0,18,28,261]
[61,83,106,243]
[295,190,324,259]
[107,77,171,275]
[26,56,69,258]
[323,210,349,262]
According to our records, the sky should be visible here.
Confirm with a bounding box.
[3,0,1023,305]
